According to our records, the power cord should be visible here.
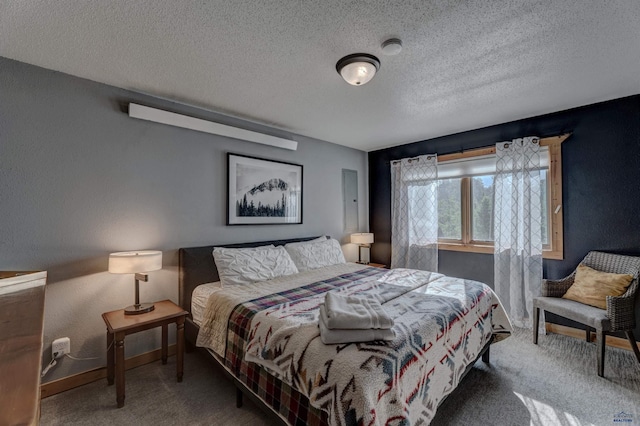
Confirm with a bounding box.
[41,358,57,378]
[65,353,99,361]
[41,341,113,378]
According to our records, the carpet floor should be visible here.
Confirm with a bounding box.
[41,329,640,425]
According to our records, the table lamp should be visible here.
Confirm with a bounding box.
[108,250,162,315]
[351,233,374,264]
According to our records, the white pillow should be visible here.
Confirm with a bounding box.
[210,244,273,261]
[284,238,346,272]
[213,245,298,286]
[284,236,327,249]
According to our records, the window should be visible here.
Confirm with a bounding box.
[437,178,462,240]
[471,175,494,243]
[436,134,567,259]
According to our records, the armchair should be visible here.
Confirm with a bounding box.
[533,251,640,377]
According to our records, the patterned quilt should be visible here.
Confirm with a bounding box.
[196,264,511,425]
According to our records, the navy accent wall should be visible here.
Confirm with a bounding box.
[369,95,640,338]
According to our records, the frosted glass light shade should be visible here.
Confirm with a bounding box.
[336,54,380,86]
[351,233,374,245]
[108,251,162,274]
[340,62,376,85]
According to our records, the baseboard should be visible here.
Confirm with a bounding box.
[40,344,176,399]
[545,323,640,351]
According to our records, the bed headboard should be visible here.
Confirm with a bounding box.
[178,235,325,313]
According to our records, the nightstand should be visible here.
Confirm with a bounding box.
[368,263,388,269]
[102,299,188,408]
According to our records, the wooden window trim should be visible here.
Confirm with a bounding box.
[461,178,471,244]
[544,140,564,260]
[437,133,569,260]
[436,134,570,163]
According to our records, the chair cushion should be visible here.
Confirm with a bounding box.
[562,264,633,309]
[534,296,611,331]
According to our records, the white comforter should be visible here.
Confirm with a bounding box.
[197,264,511,425]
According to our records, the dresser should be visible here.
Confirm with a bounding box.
[0,271,47,426]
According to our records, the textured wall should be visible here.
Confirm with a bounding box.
[0,57,368,382]
[369,95,640,338]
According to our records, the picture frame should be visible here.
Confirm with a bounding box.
[227,153,303,225]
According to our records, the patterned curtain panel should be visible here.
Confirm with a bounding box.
[494,137,543,328]
[391,155,438,271]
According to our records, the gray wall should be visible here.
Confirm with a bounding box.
[0,57,368,382]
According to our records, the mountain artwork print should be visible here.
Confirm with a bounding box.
[236,173,291,217]
[227,154,302,225]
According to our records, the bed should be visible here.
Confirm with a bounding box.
[178,236,511,425]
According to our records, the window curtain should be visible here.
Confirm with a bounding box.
[493,137,543,328]
[391,154,438,271]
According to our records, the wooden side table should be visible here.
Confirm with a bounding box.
[102,299,188,408]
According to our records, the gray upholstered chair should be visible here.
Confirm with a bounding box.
[533,251,640,377]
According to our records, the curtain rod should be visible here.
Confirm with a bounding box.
[388,133,571,165]
[391,154,436,165]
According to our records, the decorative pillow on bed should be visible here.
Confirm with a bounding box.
[284,238,346,272]
[562,264,633,309]
[213,245,298,287]
[284,236,327,248]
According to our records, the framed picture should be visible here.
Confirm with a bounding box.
[227,153,303,225]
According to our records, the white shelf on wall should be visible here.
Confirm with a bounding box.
[128,103,298,151]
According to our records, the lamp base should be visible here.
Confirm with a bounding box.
[124,303,155,315]
[357,244,371,265]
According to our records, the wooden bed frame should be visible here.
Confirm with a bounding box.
[178,236,492,425]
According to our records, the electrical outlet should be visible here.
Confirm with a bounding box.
[52,337,71,359]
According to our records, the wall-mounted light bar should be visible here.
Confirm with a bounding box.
[128,103,298,151]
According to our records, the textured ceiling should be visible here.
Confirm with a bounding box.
[1,1,639,151]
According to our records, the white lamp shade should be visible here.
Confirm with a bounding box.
[340,61,377,86]
[351,233,374,245]
[108,250,162,274]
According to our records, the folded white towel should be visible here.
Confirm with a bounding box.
[318,310,396,344]
[323,292,394,330]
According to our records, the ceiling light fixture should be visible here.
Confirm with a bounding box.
[336,53,380,86]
